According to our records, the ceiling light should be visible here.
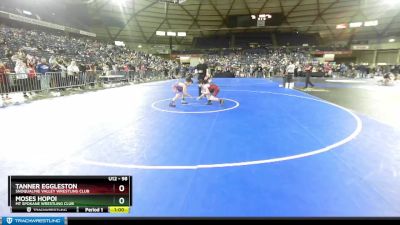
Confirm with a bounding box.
[167,31,176,37]
[156,31,166,36]
[349,22,363,28]
[389,38,395,43]
[364,20,378,27]
[336,24,347,29]
[177,32,186,37]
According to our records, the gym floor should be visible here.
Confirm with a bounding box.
[0,77,399,216]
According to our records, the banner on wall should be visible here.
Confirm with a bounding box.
[323,54,335,62]
[312,51,352,55]
[8,13,65,30]
[312,58,321,65]
[1,10,96,37]
[352,45,370,50]
[79,30,96,37]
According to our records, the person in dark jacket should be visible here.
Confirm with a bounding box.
[304,63,314,88]
[195,58,210,96]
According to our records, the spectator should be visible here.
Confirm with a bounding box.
[67,60,80,86]
[27,62,39,92]
[36,58,50,90]
[14,59,29,97]
[0,61,11,100]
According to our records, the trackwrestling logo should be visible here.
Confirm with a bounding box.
[1,217,64,225]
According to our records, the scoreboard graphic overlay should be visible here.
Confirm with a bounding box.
[8,176,132,214]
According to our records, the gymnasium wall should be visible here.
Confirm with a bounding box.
[376,50,399,65]
[352,48,400,65]
[353,50,375,64]
[350,40,400,65]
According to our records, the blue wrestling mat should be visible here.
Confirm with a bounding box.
[0,78,399,217]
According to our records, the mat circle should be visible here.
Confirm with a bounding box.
[80,90,362,170]
[151,97,240,114]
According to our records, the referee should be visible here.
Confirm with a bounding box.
[304,63,314,88]
[195,58,210,96]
